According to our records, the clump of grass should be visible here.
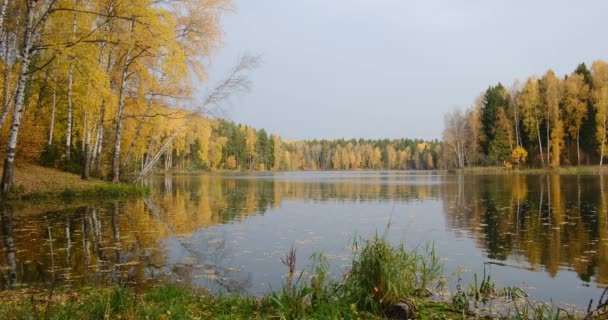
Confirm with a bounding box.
[269,231,446,318]
[470,266,496,305]
[344,232,444,314]
[270,249,362,319]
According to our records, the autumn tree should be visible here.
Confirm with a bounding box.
[563,73,589,165]
[541,70,563,167]
[1,0,59,192]
[592,61,608,165]
[245,127,256,169]
[443,108,467,168]
[385,145,396,170]
[519,77,545,167]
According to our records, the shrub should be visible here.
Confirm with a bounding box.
[38,144,62,167]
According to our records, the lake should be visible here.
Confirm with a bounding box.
[1,171,606,308]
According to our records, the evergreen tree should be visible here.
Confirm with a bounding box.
[480,84,511,156]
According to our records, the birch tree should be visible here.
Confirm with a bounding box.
[133,55,259,182]
[541,70,563,167]
[1,0,59,192]
[519,77,545,167]
[563,73,589,165]
[443,108,466,168]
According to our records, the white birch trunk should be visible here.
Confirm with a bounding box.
[111,19,135,183]
[48,86,56,145]
[1,1,35,192]
[65,4,78,160]
[537,124,545,168]
[577,128,580,166]
[0,0,8,37]
[0,32,12,129]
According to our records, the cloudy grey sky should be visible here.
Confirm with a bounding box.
[205,0,608,140]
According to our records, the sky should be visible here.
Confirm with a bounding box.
[204,0,608,141]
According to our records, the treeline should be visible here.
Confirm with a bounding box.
[443,61,608,168]
[161,119,442,171]
[0,0,230,189]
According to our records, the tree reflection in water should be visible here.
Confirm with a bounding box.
[0,171,606,299]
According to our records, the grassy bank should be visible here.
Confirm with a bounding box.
[0,233,604,319]
[454,165,608,175]
[2,162,148,201]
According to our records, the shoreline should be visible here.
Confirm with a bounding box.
[1,162,148,202]
[453,165,608,175]
[151,165,608,176]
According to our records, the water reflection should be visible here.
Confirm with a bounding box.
[442,174,608,284]
[0,172,606,306]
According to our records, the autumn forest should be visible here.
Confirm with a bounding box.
[1,1,607,198]
[443,62,608,169]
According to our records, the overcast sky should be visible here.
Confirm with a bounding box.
[204,0,608,141]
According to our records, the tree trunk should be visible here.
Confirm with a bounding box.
[0,0,8,41]
[537,124,545,168]
[95,126,104,174]
[111,19,135,183]
[92,99,106,175]
[48,85,56,145]
[65,6,78,159]
[81,111,87,153]
[546,119,550,165]
[577,128,580,166]
[1,4,34,192]
[514,104,521,147]
[111,70,128,183]
[66,64,74,160]
[0,32,12,129]
[81,128,91,180]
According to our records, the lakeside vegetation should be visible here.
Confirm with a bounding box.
[0,233,605,319]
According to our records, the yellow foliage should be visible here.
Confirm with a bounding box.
[225,155,237,169]
[511,146,528,169]
[417,143,427,153]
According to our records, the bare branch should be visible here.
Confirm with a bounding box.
[132,54,261,183]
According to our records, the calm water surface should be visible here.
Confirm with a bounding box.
[1,171,607,307]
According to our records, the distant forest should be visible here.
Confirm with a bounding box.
[176,119,442,171]
[443,61,608,169]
